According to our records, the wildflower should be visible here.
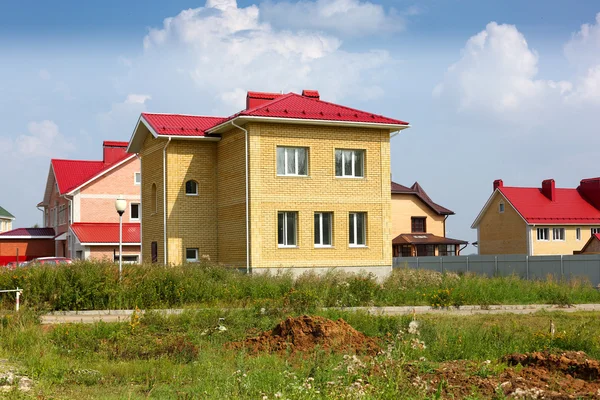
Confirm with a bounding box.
[274,392,282,398]
[408,320,420,335]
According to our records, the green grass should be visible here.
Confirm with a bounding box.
[0,262,598,311]
[0,308,599,398]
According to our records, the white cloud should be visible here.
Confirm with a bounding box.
[433,22,572,117]
[13,120,74,157]
[564,12,600,69]
[38,69,51,80]
[125,94,152,104]
[134,0,391,114]
[259,0,404,36]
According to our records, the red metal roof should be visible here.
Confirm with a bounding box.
[391,181,454,215]
[499,186,600,224]
[235,92,409,125]
[70,223,140,244]
[0,227,55,238]
[103,141,128,147]
[141,113,226,136]
[392,233,468,245]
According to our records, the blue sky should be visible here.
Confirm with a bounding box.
[2,0,600,253]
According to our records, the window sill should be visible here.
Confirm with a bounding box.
[278,245,298,249]
[314,245,334,249]
[130,219,140,222]
[185,193,199,196]
[349,245,368,248]
[335,176,365,179]
[276,174,309,178]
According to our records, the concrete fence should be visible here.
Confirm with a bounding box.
[392,254,600,286]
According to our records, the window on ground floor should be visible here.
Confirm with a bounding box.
[349,212,366,246]
[401,245,412,257]
[314,212,333,247]
[130,203,140,221]
[416,244,435,256]
[552,228,565,241]
[114,254,139,264]
[537,228,549,241]
[185,248,199,262]
[438,244,456,256]
[278,211,297,247]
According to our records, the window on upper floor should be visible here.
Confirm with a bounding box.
[552,228,565,241]
[277,147,308,176]
[151,183,157,213]
[576,228,581,240]
[349,212,366,247]
[499,202,505,213]
[185,180,198,196]
[537,228,549,241]
[335,149,364,178]
[278,211,297,247]
[130,203,140,221]
[592,228,600,236]
[134,172,141,185]
[411,217,426,233]
[314,212,333,247]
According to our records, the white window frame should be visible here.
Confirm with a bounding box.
[278,211,298,248]
[276,146,308,176]
[134,172,141,185]
[576,228,581,241]
[592,228,600,235]
[552,228,565,241]
[349,212,367,247]
[314,212,333,247]
[185,180,198,196]
[537,228,549,241]
[498,202,505,213]
[335,149,364,178]
[130,202,141,222]
[185,248,199,262]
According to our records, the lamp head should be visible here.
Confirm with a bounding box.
[115,195,127,215]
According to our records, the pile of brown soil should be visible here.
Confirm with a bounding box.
[229,315,380,355]
[408,351,600,399]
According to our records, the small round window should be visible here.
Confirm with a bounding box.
[185,180,198,195]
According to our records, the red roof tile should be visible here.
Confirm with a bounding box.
[141,113,226,136]
[391,181,454,215]
[499,186,600,224]
[71,223,140,244]
[235,92,409,125]
[0,227,55,238]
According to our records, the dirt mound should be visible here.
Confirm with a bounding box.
[408,351,600,399]
[229,315,380,355]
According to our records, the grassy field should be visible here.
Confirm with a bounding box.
[0,261,598,311]
[0,308,599,399]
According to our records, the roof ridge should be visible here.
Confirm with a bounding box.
[298,94,408,124]
[142,112,225,119]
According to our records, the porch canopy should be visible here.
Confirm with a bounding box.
[393,233,468,257]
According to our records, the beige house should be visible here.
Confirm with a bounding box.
[472,178,600,256]
[127,90,410,277]
[391,181,467,257]
[0,206,14,233]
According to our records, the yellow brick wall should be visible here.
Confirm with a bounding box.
[246,122,392,269]
[216,129,247,266]
[530,225,599,255]
[391,193,445,238]
[478,192,527,255]
[166,141,218,265]
[139,131,166,263]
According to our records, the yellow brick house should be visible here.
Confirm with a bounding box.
[472,178,600,255]
[127,90,410,277]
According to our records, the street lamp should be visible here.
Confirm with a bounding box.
[115,195,127,281]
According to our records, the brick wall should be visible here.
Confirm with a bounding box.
[246,122,392,269]
[478,192,527,255]
[139,131,166,263]
[0,239,55,264]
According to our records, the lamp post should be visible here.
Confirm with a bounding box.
[115,195,127,281]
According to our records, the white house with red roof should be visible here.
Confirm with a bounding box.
[128,89,410,277]
[472,178,600,256]
[38,141,141,262]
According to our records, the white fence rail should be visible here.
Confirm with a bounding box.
[0,288,22,311]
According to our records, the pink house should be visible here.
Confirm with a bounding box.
[38,141,141,262]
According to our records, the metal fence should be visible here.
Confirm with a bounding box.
[392,254,600,286]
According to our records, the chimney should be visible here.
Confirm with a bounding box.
[246,91,282,110]
[103,141,127,165]
[541,179,556,201]
[493,179,503,191]
[301,90,320,100]
[578,177,600,210]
